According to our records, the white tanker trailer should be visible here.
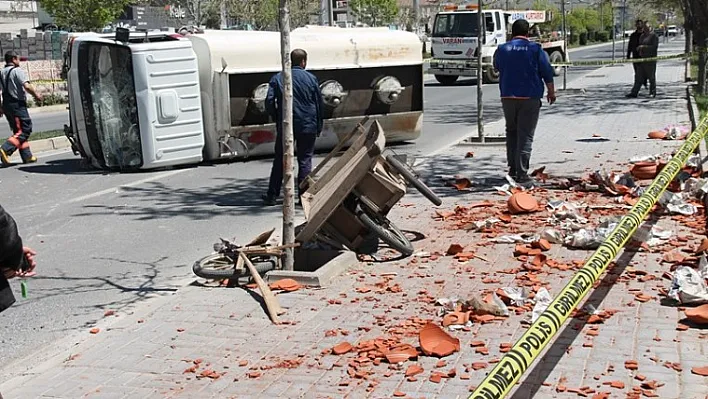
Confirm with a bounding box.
[63,26,424,171]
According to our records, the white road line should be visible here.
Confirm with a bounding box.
[66,168,190,204]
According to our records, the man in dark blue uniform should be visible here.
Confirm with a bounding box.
[262,48,324,206]
[0,51,43,165]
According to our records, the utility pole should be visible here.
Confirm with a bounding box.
[561,0,567,90]
[328,0,335,26]
[413,0,419,32]
[476,0,484,142]
[220,0,227,29]
[599,1,603,33]
[611,2,616,61]
[621,0,626,58]
[320,0,327,25]
[278,0,295,271]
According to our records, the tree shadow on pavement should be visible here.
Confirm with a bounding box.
[409,153,573,203]
[549,80,688,119]
[425,103,505,128]
[70,175,284,221]
[509,216,659,399]
[18,255,182,326]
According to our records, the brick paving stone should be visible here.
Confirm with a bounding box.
[1,40,705,399]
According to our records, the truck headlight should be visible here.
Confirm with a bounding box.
[320,80,346,107]
[374,76,404,105]
[251,83,269,113]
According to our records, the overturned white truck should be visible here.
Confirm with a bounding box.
[63,27,424,171]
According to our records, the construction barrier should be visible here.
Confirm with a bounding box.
[468,112,708,399]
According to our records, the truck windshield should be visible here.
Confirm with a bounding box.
[433,13,479,37]
[77,41,142,169]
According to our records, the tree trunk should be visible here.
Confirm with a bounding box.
[685,12,692,82]
[699,45,707,95]
[688,0,708,94]
[279,0,296,270]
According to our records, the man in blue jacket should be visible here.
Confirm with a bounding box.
[263,48,324,206]
[493,19,556,187]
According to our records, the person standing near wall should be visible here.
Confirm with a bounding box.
[0,51,43,166]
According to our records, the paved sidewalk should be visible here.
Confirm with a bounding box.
[2,41,706,399]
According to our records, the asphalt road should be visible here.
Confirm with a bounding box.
[30,108,68,134]
[0,40,628,377]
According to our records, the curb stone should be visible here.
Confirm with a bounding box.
[266,250,359,287]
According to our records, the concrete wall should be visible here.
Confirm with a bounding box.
[0,28,68,60]
[23,59,66,100]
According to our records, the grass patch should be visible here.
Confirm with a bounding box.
[690,56,707,117]
[28,129,64,141]
[697,93,708,117]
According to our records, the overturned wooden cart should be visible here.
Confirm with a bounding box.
[296,119,442,257]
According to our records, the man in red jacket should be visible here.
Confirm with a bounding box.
[0,204,37,314]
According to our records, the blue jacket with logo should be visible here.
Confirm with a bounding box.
[266,66,324,135]
[493,37,555,99]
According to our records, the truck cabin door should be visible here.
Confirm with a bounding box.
[130,39,205,168]
[484,12,496,45]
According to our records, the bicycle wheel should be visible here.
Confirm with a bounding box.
[385,154,442,206]
[355,206,414,256]
[192,253,277,280]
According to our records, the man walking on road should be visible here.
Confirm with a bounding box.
[1,204,37,314]
[627,19,648,92]
[0,51,42,166]
[626,22,659,98]
[493,19,556,187]
[262,48,324,206]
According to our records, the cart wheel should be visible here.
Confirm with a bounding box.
[193,253,277,280]
[385,154,442,206]
[355,206,414,256]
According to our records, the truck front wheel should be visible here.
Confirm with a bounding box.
[435,75,458,85]
[483,67,500,84]
[550,51,564,76]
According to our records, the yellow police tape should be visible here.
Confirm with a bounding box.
[551,52,690,67]
[430,49,703,69]
[468,113,708,399]
[33,79,66,84]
